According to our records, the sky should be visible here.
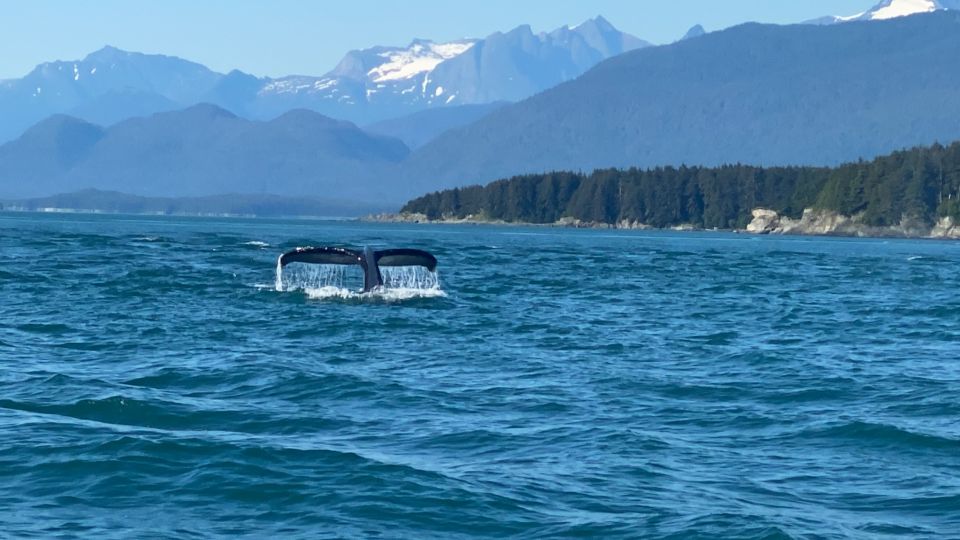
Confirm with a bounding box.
[1,0,880,80]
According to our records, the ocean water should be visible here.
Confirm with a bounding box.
[1,212,959,539]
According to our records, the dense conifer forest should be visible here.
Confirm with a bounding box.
[401,142,960,228]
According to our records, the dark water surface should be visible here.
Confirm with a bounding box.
[2,212,959,539]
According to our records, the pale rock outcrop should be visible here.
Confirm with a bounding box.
[930,216,960,238]
[747,208,960,238]
[616,219,652,230]
[776,209,861,236]
[746,209,780,233]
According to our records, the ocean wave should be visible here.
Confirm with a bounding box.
[16,323,75,335]
[798,421,960,450]
[0,396,279,433]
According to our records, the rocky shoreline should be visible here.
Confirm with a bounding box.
[745,208,960,239]
[365,209,960,240]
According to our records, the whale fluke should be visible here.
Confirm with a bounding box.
[278,246,437,292]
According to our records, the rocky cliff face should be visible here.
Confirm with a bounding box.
[747,208,960,239]
[929,216,960,237]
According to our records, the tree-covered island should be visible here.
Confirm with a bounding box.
[399,142,960,237]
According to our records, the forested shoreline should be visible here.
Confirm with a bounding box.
[401,143,960,230]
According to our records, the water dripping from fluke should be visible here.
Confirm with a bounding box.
[275,256,283,292]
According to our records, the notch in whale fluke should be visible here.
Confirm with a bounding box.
[278,246,437,292]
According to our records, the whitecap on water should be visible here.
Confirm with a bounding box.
[304,286,447,301]
[244,241,270,248]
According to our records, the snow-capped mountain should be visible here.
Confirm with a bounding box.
[810,0,960,24]
[249,16,648,122]
[254,39,480,116]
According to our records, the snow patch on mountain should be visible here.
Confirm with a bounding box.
[870,0,937,19]
[367,41,475,83]
[834,11,868,22]
[814,0,947,24]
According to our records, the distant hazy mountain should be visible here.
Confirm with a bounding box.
[0,46,221,143]
[0,16,648,142]
[399,12,960,196]
[681,25,707,40]
[415,17,649,105]
[0,115,105,195]
[365,102,508,149]
[808,0,960,24]
[0,105,409,202]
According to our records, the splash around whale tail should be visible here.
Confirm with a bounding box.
[278,246,437,292]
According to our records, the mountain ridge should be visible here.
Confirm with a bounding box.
[0,104,409,202]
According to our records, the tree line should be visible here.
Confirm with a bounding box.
[402,142,960,228]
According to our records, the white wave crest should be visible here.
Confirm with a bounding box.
[304,286,447,301]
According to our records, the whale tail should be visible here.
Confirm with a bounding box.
[278,246,437,292]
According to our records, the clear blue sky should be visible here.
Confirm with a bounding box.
[2,0,878,79]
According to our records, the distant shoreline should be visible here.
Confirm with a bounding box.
[0,189,392,220]
[6,206,959,241]
[363,210,960,241]
[0,207,359,221]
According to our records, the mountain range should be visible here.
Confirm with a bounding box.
[0,16,646,143]
[0,105,408,200]
[6,10,960,212]
[397,11,960,195]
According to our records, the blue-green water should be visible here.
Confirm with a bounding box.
[2,212,959,539]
